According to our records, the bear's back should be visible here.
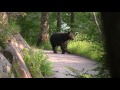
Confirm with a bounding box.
[50,32,66,43]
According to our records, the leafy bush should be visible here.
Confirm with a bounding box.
[22,48,53,78]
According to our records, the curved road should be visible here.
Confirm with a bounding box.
[43,50,99,78]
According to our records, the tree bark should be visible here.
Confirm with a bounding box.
[37,12,49,46]
[101,12,120,78]
[57,12,61,31]
[0,12,8,28]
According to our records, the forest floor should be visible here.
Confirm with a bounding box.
[43,50,99,78]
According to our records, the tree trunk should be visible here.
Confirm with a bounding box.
[70,12,75,32]
[57,12,61,31]
[92,12,101,33]
[101,12,120,78]
[0,12,8,28]
[92,12,104,43]
[37,12,49,46]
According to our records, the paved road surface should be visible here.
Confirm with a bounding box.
[43,50,99,78]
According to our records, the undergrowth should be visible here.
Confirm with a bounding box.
[22,48,53,78]
[0,22,20,49]
[68,41,104,61]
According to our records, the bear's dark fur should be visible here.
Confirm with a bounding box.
[50,32,74,54]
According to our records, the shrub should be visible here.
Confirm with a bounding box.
[22,48,53,78]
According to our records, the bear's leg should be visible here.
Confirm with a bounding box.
[52,45,58,53]
[61,44,68,54]
[61,42,70,54]
[61,46,66,54]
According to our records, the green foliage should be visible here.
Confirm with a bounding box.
[74,12,101,41]
[22,48,53,78]
[0,21,20,48]
[16,12,41,46]
[0,30,8,48]
[68,41,104,61]
[37,42,52,50]
[49,12,58,34]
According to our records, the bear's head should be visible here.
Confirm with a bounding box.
[67,32,74,40]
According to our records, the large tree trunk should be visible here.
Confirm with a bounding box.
[37,12,49,46]
[57,12,61,31]
[101,12,120,78]
[70,12,75,32]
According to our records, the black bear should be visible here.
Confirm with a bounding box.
[50,32,74,54]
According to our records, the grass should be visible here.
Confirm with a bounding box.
[68,41,104,61]
[22,47,53,78]
[38,42,52,50]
